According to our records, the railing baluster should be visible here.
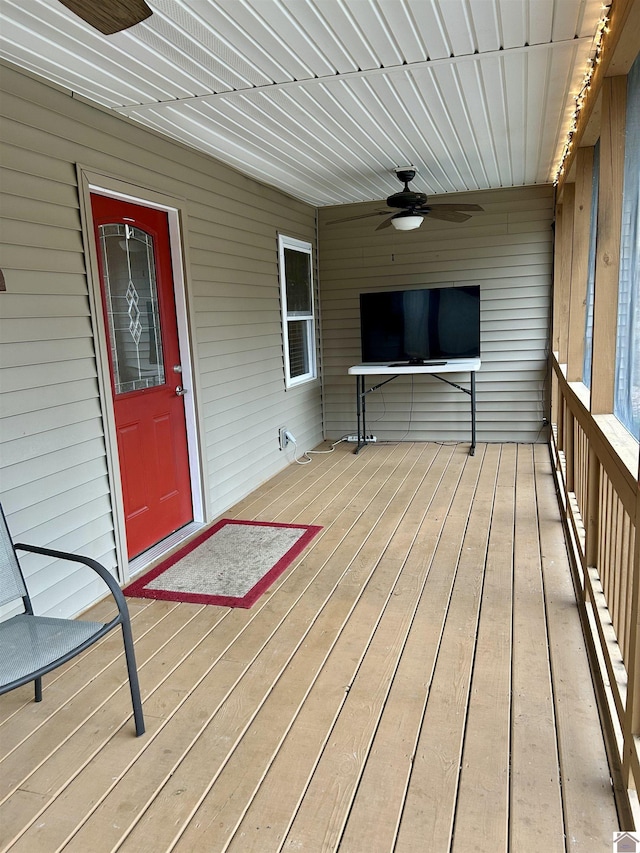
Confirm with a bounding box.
[585,446,600,604]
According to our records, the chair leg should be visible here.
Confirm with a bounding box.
[34,676,42,702]
[120,619,145,736]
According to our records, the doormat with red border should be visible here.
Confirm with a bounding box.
[123,518,322,609]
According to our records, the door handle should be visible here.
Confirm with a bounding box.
[175,385,188,396]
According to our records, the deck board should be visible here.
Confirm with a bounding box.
[452,443,516,852]
[393,445,495,851]
[511,445,565,853]
[0,442,619,852]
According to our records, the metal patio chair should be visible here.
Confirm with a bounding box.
[0,504,145,736]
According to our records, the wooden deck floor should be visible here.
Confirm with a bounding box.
[0,442,619,852]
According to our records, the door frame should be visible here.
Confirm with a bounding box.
[77,167,205,582]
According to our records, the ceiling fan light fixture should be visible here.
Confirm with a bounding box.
[391,213,424,231]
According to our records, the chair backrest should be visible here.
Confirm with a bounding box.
[0,504,28,607]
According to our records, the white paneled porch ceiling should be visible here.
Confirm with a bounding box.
[1,0,608,206]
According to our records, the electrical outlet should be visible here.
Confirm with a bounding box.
[346,435,377,443]
[279,428,297,449]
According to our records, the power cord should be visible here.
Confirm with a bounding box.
[289,436,347,465]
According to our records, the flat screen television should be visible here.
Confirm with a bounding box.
[359,284,480,364]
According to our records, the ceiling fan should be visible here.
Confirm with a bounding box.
[328,168,484,231]
[58,0,152,35]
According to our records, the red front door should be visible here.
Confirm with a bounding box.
[91,195,193,559]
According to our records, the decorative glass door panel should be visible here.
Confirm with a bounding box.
[98,223,165,394]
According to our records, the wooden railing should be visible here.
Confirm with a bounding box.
[551,357,640,826]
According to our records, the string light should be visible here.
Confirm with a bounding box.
[553,3,612,185]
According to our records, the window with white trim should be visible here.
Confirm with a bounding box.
[278,235,316,388]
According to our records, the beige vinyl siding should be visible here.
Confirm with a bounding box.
[0,63,321,619]
[318,185,553,444]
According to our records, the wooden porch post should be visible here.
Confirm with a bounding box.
[552,196,572,366]
[567,148,595,382]
[590,77,626,415]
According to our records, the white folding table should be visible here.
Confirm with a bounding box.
[348,358,481,455]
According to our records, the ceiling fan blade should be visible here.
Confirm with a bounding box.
[426,210,472,223]
[425,203,484,212]
[326,210,388,225]
[375,217,395,231]
[58,0,152,34]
